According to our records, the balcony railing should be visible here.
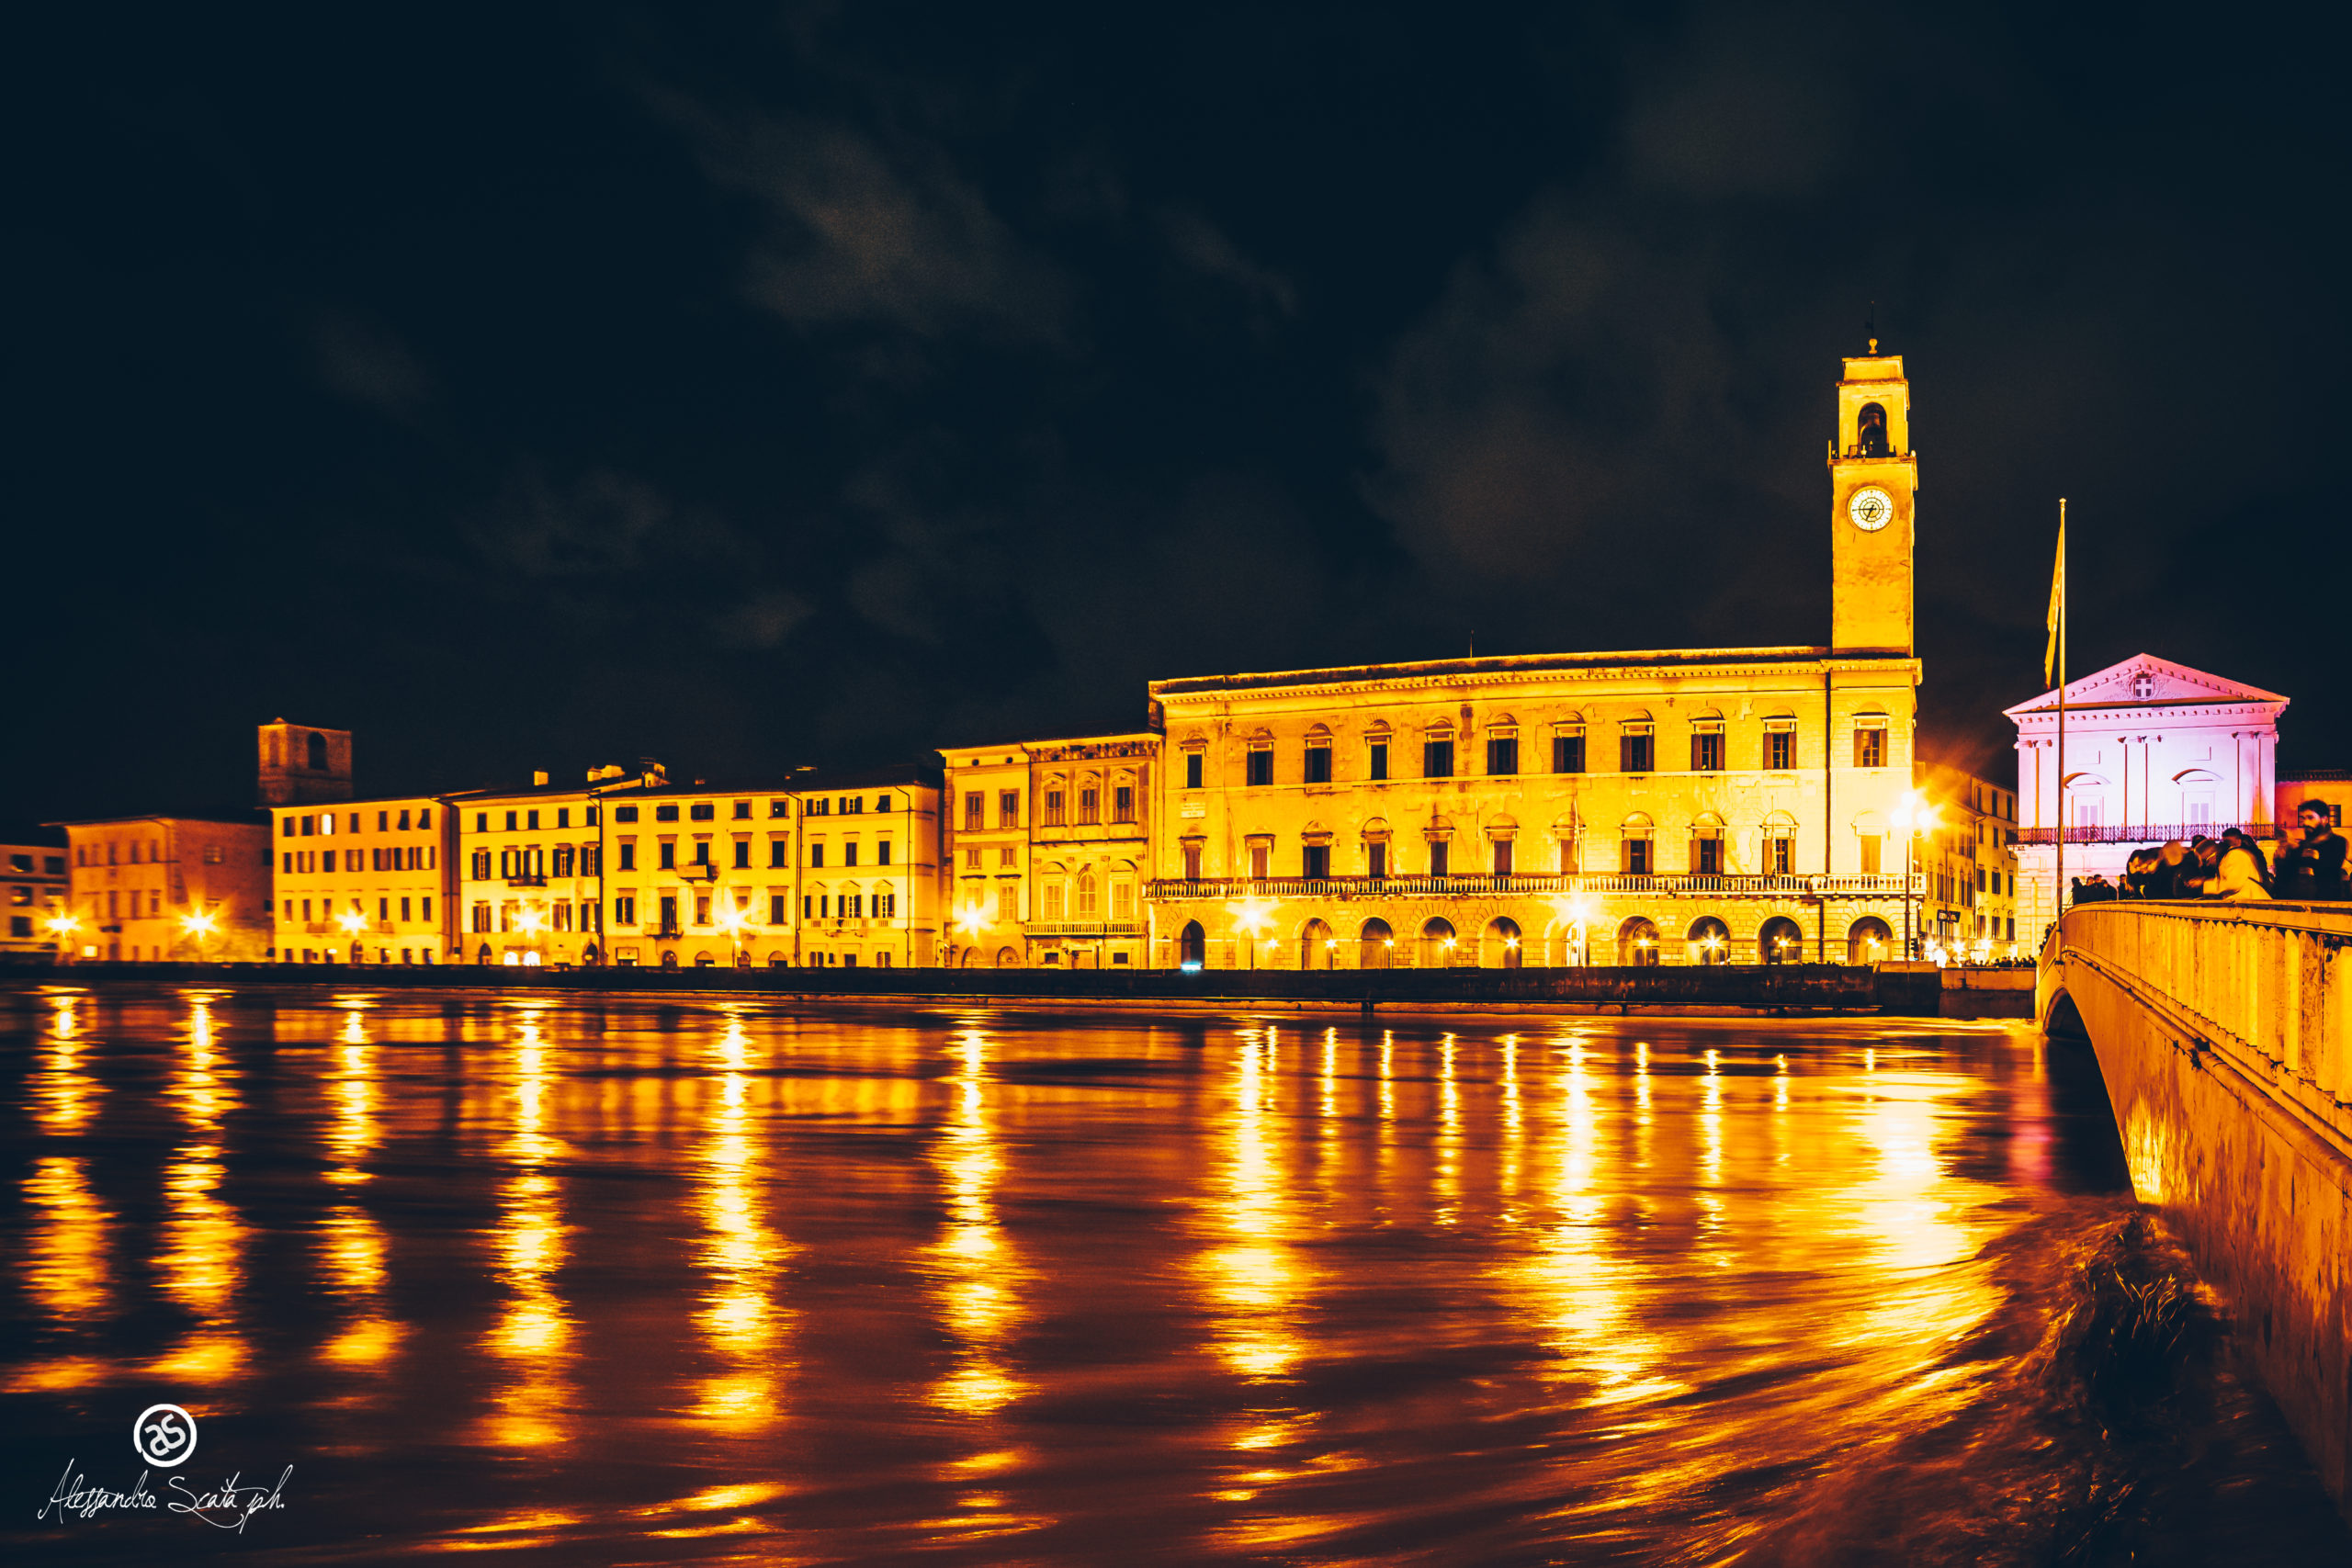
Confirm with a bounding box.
[506,874,548,887]
[1145,873,1921,902]
[2017,822,2277,846]
[1026,920,1146,937]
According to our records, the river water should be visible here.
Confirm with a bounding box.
[2,982,2345,1565]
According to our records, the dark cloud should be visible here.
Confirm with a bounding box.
[9,0,2350,827]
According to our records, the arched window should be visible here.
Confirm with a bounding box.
[1300,918,1333,970]
[1484,916,1522,969]
[1177,921,1205,968]
[1621,813,1656,876]
[1618,917,1660,967]
[1858,401,1889,457]
[1419,917,1457,967]
[1758,916,1804,964]
[1688,916,1730,965]
[306,731,328,772]
[1359,917,1393,969]
[1075,870,1098,919]
[1848,917,1893,965]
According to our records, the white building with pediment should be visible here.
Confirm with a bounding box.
[2007,652,2288,937]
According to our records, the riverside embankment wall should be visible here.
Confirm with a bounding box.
[2041,901,2352,1517]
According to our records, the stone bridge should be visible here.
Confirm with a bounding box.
[2040,900,2352,1509]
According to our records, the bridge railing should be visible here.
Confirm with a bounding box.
[2054,899,2352,1147]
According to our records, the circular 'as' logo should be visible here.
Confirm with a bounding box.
[132,1404,198,1468]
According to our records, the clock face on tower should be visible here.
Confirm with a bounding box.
[1847,485,1894,532]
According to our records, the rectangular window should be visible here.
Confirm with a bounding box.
[733,840,751,869]
[1770,837,1793,874]
[1245,750,1273,787]
[1621,732,1654,773]
[1855,728,1886,769]
[615,806,638,823]
[1429,840,1451,876]
[1693,836,1723,874]
[1113,784,1135,822]
[993,790,1018,829]
[1045,790,1066,826]
[1043,885,1065,920]
[661,895,678,931]
[1182,844,1203,882]
[618,843,636,872]
[1767,729,1793,771]
[1492,839,1513,876]
[400,897,412,921]
[419,808,432,829]
[809,844,824,868]
[803,895,813,920]
[1691,732,1724,772]
[1184,752,1204,790]
[1623,838,1652,875]
[770,895,787,924]
[471,902,491,932]
[997,885,1017,921]
[1302,844,1330,879]
[844,843,859,867]
[1552,733,1586,773]
[695,896,712,925]
[526,810,538,830]
[770,799,789,818]
[557,808,571,829]
[1303,746,1331,784]
[1249,845,1270,880]
[732,801,751,819]
[1558,840,1578,874]
[1369,742,1389,781]
[1860,835,1883,874]
[1486,736,1519,776]
[282,818,297,838]
[1424,739,1454,778]
[1079,786,1101,823]
[304,816,317,836]
[1112,881,1134,919]
[1368,841,1387,879]
[660,842,677,870]
[614,895,635,925]
[505,811,517,831]
[656,805,679,822]
[877,841,891,865]
[378,810,390,830]
[770,840,788,868]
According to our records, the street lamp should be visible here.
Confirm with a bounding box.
[718,902,750,968]
[336,907,368,964]
[1229,898,1273,970]
[45,911,81,963]
[515,905,547,966]
[1891,790,1940,962]
[183,908,220,964]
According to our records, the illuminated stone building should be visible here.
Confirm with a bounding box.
[1142,349,1925,968]
[270,796,451,964]
[943,733,1157,969]
[2007,653,2288,937]
[257,718,355,807]
[941,744,1033,967]
[454,763,941,969]
[0,836,69,962]
[53,813,272,962]
[1915,765,2019,962]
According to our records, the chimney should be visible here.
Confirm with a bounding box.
[533,771,549,786]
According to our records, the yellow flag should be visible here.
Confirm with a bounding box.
[2042,511,2064,686]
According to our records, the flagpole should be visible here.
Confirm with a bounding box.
[2053,499,2066,950]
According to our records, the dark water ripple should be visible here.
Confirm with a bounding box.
[0,983,2344,1565]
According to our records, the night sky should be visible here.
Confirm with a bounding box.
[13,2,2347,829]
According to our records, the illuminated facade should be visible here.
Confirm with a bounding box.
[453,764,942,968]
[1,839,69,962]
[2007,653,2286,936]
[943,734,1156,968]
[270,796,451,964]
[1142,350,1926,967]
[53,814,273,962]
[1916,765,2019,962]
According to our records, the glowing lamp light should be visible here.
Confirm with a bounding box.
[336,909,368,935]
[515,908,546,935]
[183,909,220,938]
[45,912,82,939]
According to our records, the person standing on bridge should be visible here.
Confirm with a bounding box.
[2275,802,2347,900]
[2202,831,2276,901]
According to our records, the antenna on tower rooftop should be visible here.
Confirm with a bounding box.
[1866,299,1879,355]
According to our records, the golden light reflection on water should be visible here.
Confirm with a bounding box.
[22,1156,113,1325]
[155,995,248,1385]
[35,993,98,1134]
[926,1027,1026,1416]
[481,1011,573,1448]
[688,1016,790,1431]
[1198,1027,1306,1383]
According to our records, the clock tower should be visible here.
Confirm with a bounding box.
[1828,346,1917,654]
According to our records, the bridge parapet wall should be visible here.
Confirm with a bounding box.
[2040,900,2352,1517]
